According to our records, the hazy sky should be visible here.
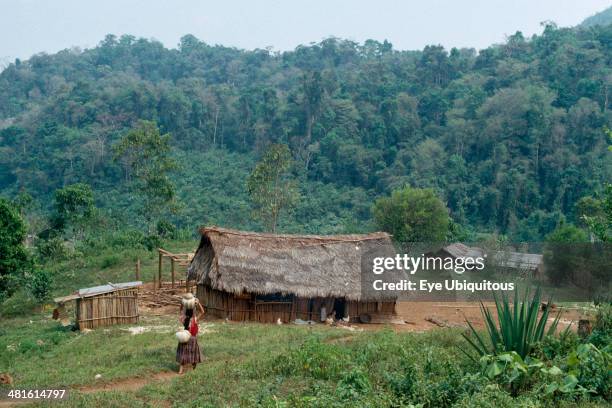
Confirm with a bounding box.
[1,0,610,65]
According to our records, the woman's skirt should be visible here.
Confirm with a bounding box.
[176,336,202,365]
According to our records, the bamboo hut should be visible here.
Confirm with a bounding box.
[187,227,399,323]
[54,281,142,329]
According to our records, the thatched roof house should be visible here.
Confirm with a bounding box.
[188,227,398,323]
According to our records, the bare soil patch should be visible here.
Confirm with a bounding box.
[77,371,177,394]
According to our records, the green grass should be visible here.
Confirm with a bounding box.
[0,242,609,407]
[0,314,610,407]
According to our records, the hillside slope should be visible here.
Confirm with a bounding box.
[0,24,611,239]
[581,6,612,27]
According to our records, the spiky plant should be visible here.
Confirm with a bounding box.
[462,287,561,360]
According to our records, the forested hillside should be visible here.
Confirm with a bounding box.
[581,6,612,28]
[0,23,611,238]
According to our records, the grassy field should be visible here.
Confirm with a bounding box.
[0,242,609,407]
[0,314,482,407]
[0,313,609,408]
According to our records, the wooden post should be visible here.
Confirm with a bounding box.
[158,251,163,289]
[171,258,175,288]
[135,259,141,281]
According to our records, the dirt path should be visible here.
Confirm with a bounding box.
[0,372,179,408]
[77,371,178,394]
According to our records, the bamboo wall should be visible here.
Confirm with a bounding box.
[76,288,139,329]
[196,284,395,323]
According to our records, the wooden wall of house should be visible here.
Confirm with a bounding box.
[76,288,139,329]
[196,284,396,323]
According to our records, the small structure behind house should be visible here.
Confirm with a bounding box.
[54,281,142,330]
[431,243,544,279]
[428,243,486,264]
[490,250,544,279]
[156,248,194,290]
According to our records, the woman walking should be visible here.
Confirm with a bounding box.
[176,293,205,374]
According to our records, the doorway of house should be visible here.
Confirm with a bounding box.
[333,298,346,319]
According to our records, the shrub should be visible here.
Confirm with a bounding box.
[564,343,611,400]
[35,237,69,261]
[142,234,162,251]
[100,254,121,269]
[536,328,580,361]
[588,304,612,349]
[274,336,347,380]
[26,269,52,302]
[462,287,560,359]
[387,360,419,400]
[336,368,371,400]
[453,386,516,408]
[479,352,544,395]
[592,304,612,333]
[0,198,31,299]
[156,219,177,239]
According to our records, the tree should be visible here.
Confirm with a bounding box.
[581,184,611,242]
[52,183,95,238]
[0,198,31,299]
[372,187,450,243]
[113,121,179,231]
[544,224,589,286]
[247,144,299,232]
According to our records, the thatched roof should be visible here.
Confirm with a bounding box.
[188,226,397,301]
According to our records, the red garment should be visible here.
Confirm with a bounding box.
[189,315,199,336]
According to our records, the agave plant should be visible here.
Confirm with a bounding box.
[462,287,561,360]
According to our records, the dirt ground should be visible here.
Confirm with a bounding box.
[393,301,586,332]
[138,283,589,333]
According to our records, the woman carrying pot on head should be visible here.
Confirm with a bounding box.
[176,293,205,374]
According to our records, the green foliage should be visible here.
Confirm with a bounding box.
[543,224,590,286]
[247,144,300,232]
[563,343,610,399]
[582,183,612,242]
[53,183,95,226]
[336,368,372,400]
[462,287,560,359]
[35,236,70,261]
[0,198,31,299]
[587,304,612,350]
[156,219,177,239]
[536,328,580,361]
[479,352,544,395]
[142,234,162,251]
[113,121,179,229]
[372,186,449,243]
[1,27,611,239]
[453,386,516,408]
[592,304,612,333]
[25,269,52,302]
[545,224,589,243]
[100,254,121,269]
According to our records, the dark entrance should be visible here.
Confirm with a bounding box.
[333,298,347,319]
